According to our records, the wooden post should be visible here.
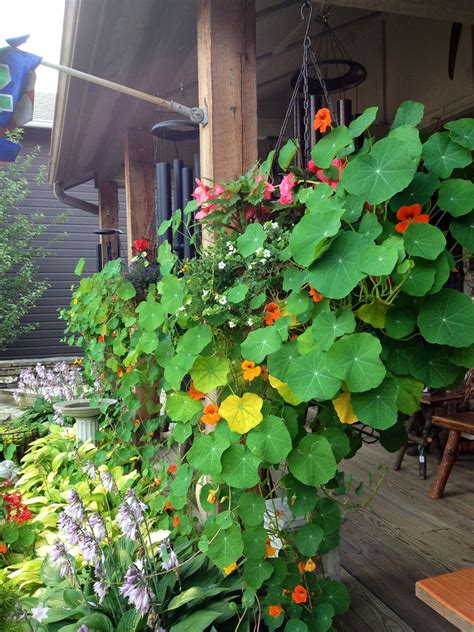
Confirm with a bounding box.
[429,430,460,499]
[124,129,156,261]
[98,180,119,263]
[197,0,258,185]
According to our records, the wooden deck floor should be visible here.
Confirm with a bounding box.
[339,440,474,631]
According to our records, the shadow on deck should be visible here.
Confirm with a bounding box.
[339,441,474,631]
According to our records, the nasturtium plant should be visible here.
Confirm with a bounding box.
[59,102,473,631]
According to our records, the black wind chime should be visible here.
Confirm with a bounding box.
[275,0,367,169]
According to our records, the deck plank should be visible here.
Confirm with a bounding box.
[339,440,473,631]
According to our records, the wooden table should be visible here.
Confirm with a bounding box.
[416,568,474,631]
[429,411,474,499]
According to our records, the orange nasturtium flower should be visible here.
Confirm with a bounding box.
[172,514,180,527]
[297,561,304,574]
[242,360,262,382]
[164,501,174,511]
[201,404,221,425]
[223,562,238,575]
[264,302,282,326]
[188,382,205,400]
[313,107,332,133]
[97,335,105,343]
[117,368,124,378]
[291,584,308,604]
[207,489,218,504]
[261,365,269,381]
[265,538,277,557]
[168,464,177,475]
[308,286,324,303]
[304,558,316,572]
[395,203,430,233]
[268,605,283,618]
[0,543,7,555]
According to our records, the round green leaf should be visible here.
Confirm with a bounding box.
[159,274,184,314]
[445,118,474,150]
[312,603,335,632]
[395,376,424,414]
[403,223,446,260]
[166,392,202,422]
[226,283,249,303]
[288,435,337,486]
[321,427,351,463]
[221,445,261,488]
[450,345,474,368]
[312,309,356,352]
[190,355,230,392]
[238,492,265,526]
[267,340,299,382]
[287,290,311,315]
[348,106,378,138]
[311,125,353,168]
[118,281,137,301]
[244,559,273,589]
[385,341,422,375]
[319,579,350,615]
[242,525,267,559]
[429,251,451,294]
[247,415,292,464]
[137,297,165,331]
[295,522,324,556]
[179,324,212,354]
[359,212,383,240]
[283,475,318,516]
[326,333,386,392]
[391,100,424,129]
[187,433,230,476]
[289,210,343,267]
[398,258,436,296]
[241,326,283,363]
[205,523,243,568]
[314,498,341,535]
[358,244,398,276]
[409,345,461,387]
[307,232,369,299]
[341,137,415,204]
[286,350,342,401]
[450,211,474,251]
[438,179,474,217]
[385,305,416,339]
[237,223,267,257]
[351,377,399,429]
[389,124,422,159]
[422,132,471,178]
[390,172,440,210]
[285,620,308,632]
[418,288,474,347]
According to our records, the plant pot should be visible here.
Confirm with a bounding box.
[54,398,116,444]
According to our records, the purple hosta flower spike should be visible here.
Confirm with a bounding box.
[49,540,73,578]
[57,511,81,546]
[100,470,117,493]
[83,461,98,479]
[89,512,106,541]
[64,489,84,522]
[117,490,147,541]
[31,604,49,622]
[119,560,154,615]
[158,540,179,571]
[77,625,89,632]
[79,532,101,565]
[93,561,108,604]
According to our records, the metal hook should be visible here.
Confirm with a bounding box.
[300,0,312,21]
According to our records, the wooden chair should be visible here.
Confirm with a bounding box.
[429,411,474,499]
[416,568,474,631]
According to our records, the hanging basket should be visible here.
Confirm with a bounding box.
[291,58,367,95]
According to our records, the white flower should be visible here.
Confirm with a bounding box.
[247,318,254,326]
[272,222,279,230]
[263,249,271,258]
[31,605,49,623]
[202,289,209,298]
[218,295,228,305]
[218,261,226,270]
[178,306,185,312]
[255,247,263,255]
[228,321,236,328]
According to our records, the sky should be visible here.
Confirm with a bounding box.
[0,0,65,93]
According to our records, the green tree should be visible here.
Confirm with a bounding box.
[0,132,66,350]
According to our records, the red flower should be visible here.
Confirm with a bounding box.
[0,543,7,555]
[172,514,180,527]
[268,605,283,618]
[307,159,319,174]
[164,501,174,511]
[133,239,150,252]
[395,203,430,233]
[263,302,282,326]
[97,335,105,343]
[308,286,324,303]
[168,465,177,475]
[3,493,32,524]
[315,158,344,190]
[291,584,308,604]
[313,107,332,133]
[255,175,275,200]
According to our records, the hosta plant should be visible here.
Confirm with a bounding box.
[58,101,474,631]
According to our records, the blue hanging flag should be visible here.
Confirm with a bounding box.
[0,35,42,162]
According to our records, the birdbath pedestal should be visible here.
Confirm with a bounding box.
[54,398,116,444]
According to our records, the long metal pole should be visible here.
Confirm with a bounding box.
[40,59,207,124]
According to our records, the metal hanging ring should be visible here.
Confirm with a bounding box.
[291,58,367,95]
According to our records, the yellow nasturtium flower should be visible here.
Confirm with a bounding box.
[332,391,358,424]
[218,393,263,434]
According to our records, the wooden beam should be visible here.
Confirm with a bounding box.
[124,129,156,262]
[98,180,119,263]
[197,0,258,185]
[321,0,474,24]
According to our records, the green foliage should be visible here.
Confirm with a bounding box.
[0,135,67,349]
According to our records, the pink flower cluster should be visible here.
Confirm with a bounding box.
[192,179,224,220]
[255,175,275,201]
[308,159,343,190]
[279,172,297,205]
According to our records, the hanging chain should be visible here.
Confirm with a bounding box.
[301,0,313,166]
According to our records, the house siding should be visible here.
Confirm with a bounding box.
[0,127,127,360]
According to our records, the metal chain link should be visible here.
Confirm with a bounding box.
[301,0,313,166]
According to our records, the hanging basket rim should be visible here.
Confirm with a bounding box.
[291,58,367,95]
